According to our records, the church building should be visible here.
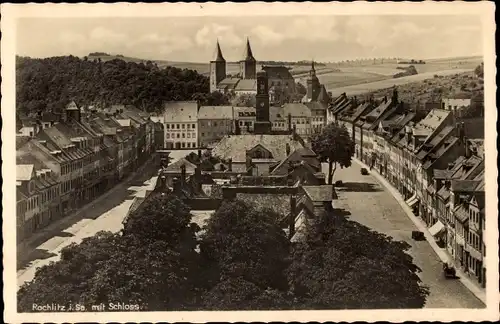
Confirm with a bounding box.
[302,61,329,104]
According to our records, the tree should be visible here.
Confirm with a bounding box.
[18,194,201,312]
[231,93,256,107]
[198,200,291,309]
[310,123,355,184]
[287,211,429,309]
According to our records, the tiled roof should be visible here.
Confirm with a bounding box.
[412,109,450,139]
[436,186,450,201]
[212,134,303,163]
[417,125,455,161]
[235,79,257,91]
[303,185,334,202]
[317,85,329,104]
[434,169,454,179]
[455,205,469,223]
[198,106,234,119]
[16,164,34,181]
[283,103,311,117]
[218,78,240,90]
[235,193,290,218]
[271,147,320,175]
[304,101,328,111]
[163,157,197,173]
[16,136,31,149]
[330,93,350,114]
[163,101,199,123]
[422,137,459,169]
[451,180,481,192]
[261,66,293,79]
[269,106,285,121]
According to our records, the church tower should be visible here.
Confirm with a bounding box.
[254,71,271,134]
[239,38,257,79]
[306,60,321,102]
[210,40,226,93]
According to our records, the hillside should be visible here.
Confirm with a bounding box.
[16,55,219,114]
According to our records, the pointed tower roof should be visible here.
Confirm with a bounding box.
[211,40,225,62]
[241,37,256,62]
[317,85,329,104]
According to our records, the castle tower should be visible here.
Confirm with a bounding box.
[210,40,226,93]
[254,71,271,134]
[306,60,321,102]
[239,37,257,79]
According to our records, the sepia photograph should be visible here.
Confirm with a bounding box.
[2,2,498,323]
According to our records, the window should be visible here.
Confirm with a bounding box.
[201,132,205,137]
[208,121,211,127]
[187,133,191,138]
[240,121,244,126]
[181,142,186,148]
[187,124,191,129]
[182,133,185,138]
[166,124,170,129]
[192,124,196,129]
[176,133,180,138]
[186,143,190,148]
[182,124,185,129]
[176,124,180,129]
[214,121,218,127]
[166,133,170,139]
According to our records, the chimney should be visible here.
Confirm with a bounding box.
[286,143,291,156]
[292,124,297,140]
[287,161,295,186]
[289,195,297,240]
[245,154,253,173]
[464,137,471,158]
[172,177,181,195]
[227,158,232,171]
[180,163,186,186]
[288,113,292,132]
[194,166,202,192]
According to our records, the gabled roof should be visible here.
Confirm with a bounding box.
[269,106,285,121]
[451,179,482,192]
[422,136,459,169]
[198,106,234,120]
[317,85,329,104]
[163,101,199,123]
[304,101,328,111]
[236,193,290,218]
[261,65,293,79]
[303,185,334,202]
[16,164,34,181]
[234,79,257,91]
[283,103,311,117]
[212,134,304,163]
[163,157,197,173]
[270,147,321,175]
[417,125,455,161]
[412,109,450,139]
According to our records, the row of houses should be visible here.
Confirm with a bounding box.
[328,88,486,288]
[16,103,163,243]
[153,100,328,148]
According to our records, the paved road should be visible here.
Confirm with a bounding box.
[326,163,484,308]
[17,165,159,288]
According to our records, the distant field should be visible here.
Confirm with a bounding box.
[328,69,473,97]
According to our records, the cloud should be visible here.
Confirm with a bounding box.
[251,25,285,45]
[195,23,243,48]
[89,27,127,45]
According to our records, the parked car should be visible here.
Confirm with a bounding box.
[360,168,369,175]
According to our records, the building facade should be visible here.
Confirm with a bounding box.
[163,101,199,149]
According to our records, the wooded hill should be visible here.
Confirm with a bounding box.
[16,55,214,114]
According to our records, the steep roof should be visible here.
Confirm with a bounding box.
[212,134,303,163]
[283,103,311,118]
[163,101,199,123]
[211,40,225,62]
[412,109,450,139]
[16,164,34,181]
[261,66,293,79]
[303,185,334,202]
[241,37,256,62]
[236,193,290,218]
[451,179,482,192]
[163,157,197,173]
[234,79,257,91]
[317,85,329,104]
[198,106,234,120]
[304,101,328,111]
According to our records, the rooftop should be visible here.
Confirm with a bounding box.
[163,101,199,122]
[212,134,303,163]
[412,109,450,139]
[198,106,234,120]
[16,164,34,181]
[283,103,311,118]
[234,79,257,91]
[303,185,334,202]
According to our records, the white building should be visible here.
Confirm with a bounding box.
[163,101,199,149]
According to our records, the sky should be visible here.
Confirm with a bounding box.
[16,15,483,63]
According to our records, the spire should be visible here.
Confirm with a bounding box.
[311,59,316,72]
[242,37,256,62]
[212,39,225,62]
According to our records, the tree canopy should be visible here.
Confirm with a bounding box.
[310,123,355,184]
[16,55,217,114]
[18,193,428,311]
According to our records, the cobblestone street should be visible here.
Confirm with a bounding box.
[326,163,485,308]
